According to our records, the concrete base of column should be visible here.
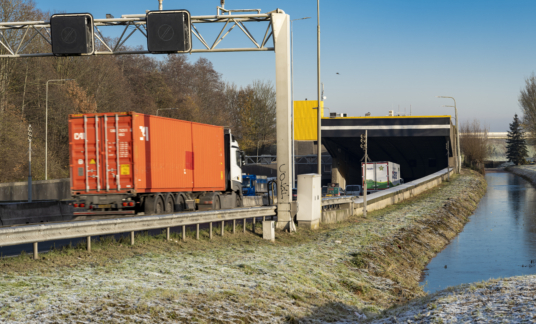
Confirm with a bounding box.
[298,219,320,230]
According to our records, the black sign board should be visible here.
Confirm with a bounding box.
[147,10,191,53]
[50,13,94,55]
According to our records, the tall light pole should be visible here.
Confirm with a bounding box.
[46,79,73,180]
[291,16,311,189]
[316,0,322,175]
[436,96,461,173]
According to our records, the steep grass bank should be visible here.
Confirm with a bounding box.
[0,170,486,323]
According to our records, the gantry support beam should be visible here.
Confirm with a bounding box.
[0,11,275,57]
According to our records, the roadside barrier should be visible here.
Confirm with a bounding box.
[0,206,276,259]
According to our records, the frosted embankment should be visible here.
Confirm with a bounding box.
[0,170,486,323]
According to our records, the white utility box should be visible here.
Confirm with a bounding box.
[297,174,322,229]
[263,221,275,242]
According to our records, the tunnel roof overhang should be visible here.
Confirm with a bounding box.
[320,116,456,183]
[321,116,452,138]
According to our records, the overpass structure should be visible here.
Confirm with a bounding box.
[294,101,459,188]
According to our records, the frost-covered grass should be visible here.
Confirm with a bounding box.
[369,275,536,323]
[0,170,486,323]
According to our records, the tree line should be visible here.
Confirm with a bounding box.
[0,0,276,183]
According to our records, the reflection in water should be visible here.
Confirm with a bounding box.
[421,172,536,293]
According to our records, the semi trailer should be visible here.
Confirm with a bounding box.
[69,112,244,215]
[362,161,401,192]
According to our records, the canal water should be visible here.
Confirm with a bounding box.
[421,171,536,293]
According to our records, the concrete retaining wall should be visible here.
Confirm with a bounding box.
[0,179,71,202]
[321,168,455,224]
[353,168,455,217]
[0,200,73,226]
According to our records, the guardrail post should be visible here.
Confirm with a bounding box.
[252,217,256,233]
[196,224,200,240]
[233,219,236,234]
[33,242,38,260]
[130,231,135,245]
[243,219,246,233]
[209,222,213,240]
[87,236,91,252]
[182,226,186,242]
[221,221,224,236]
[166,228,170,241]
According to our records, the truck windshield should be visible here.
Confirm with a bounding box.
[242,178,251,188]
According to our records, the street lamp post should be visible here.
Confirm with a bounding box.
[316,0,322,175]
[291,16,311,189]
[46,79,73,180]
[436,96,461,173]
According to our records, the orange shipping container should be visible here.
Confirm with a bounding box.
[69,112,225,195]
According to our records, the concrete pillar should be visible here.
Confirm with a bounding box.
[332,156,347,189]
[33,242,38,260]
[272,12,293,231]
[87,236,91,252]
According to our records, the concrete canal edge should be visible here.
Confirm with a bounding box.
[507,165,536,186]
[350,170,487,309]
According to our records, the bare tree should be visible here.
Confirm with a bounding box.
[519,73,536,144]
[460,119,489,173]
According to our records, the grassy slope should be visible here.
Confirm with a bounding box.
[0,170,486,323]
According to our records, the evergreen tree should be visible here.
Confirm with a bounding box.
[506,114,529,165]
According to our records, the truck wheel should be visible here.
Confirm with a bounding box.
[174,194,186,212]
[164,194,174,213]
[144,194,164,215]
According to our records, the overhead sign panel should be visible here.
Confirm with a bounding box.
[50,13,94,55]
[146,10,191,53]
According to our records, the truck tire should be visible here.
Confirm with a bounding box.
[145,194,164,215]
[174,194,186,212]
[164,193,174,213]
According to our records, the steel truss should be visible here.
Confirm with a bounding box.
[0,7,277,58]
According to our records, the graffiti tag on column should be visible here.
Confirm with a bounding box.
[279,164,289,199]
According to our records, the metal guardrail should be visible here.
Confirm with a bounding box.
[0,207,276,256]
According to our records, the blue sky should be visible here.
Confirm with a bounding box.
[35,0,536,131]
